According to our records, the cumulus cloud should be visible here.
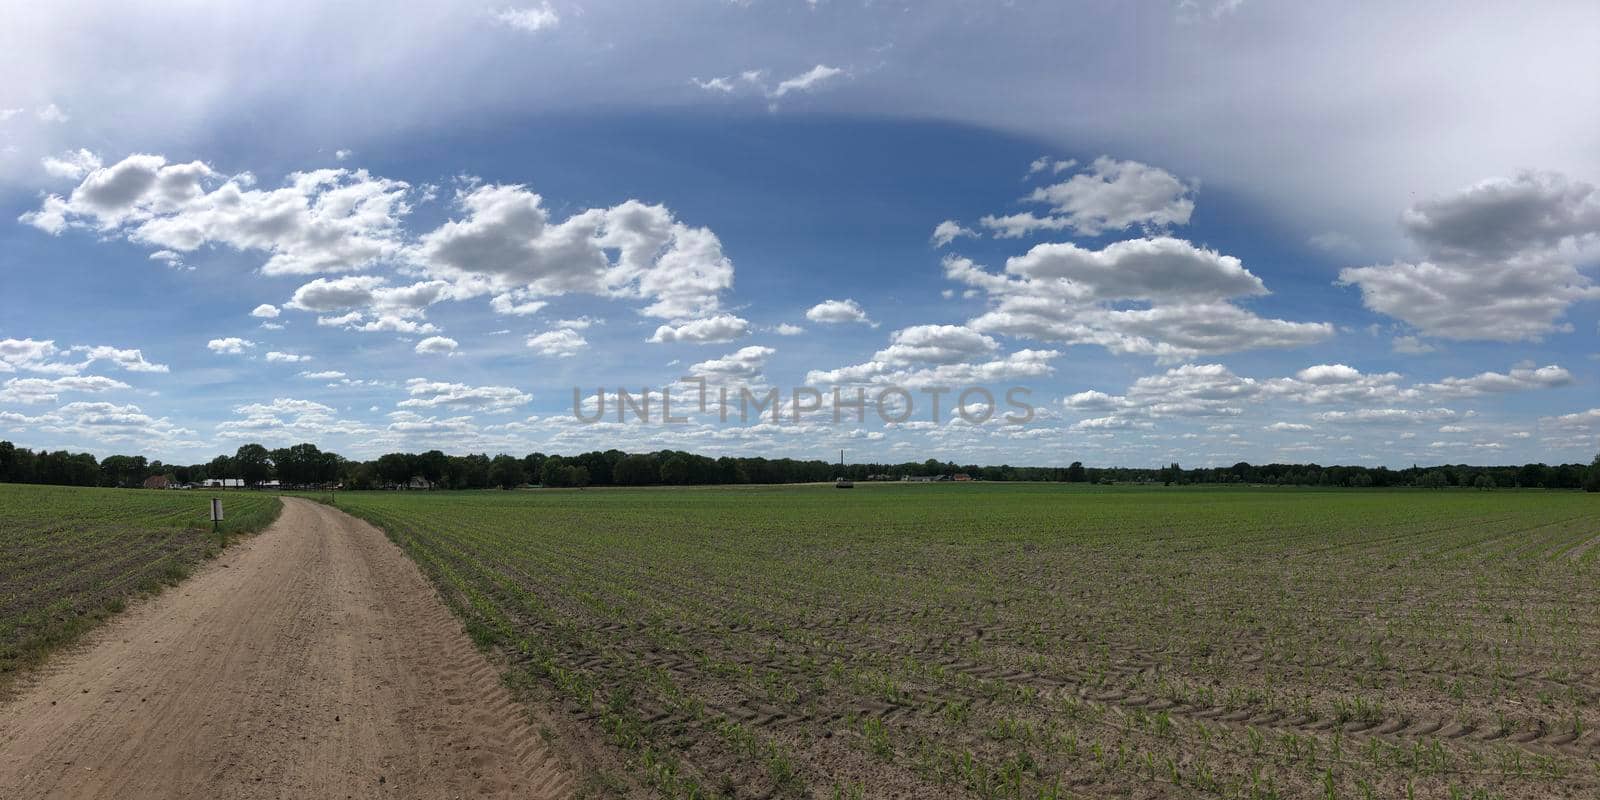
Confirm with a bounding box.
[21,154,413,275]
[265,351,312,363]
[217,397,373,443]
[0,401,195,446]
[0,375,131,404]
[981,157,1197,238]
[250,303,280,318]
[207,337,255,354]
[948,239,1332,361]
[931,220,978,248]
[772,323,805,336]
[689,345,775,381]
[399,378,531,411]
[1338,171,1600,341]
[647,314,750,344]
[806,324,1056,389]
[1,338,167,375]
[41,149,102,180]
[416,184,735,321]
[526,328,587,357]
[805,299,872,325]
[299,370,346,380]
[1414,364,1573,398]
[414,336,459,355]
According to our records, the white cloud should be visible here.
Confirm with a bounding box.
[265,351,312,363]
[1339,171,1600,341]
[493,3,560,33]
[250,303,281,318]
[805,298,872,325]
[217,397,374,443]
[553,316,600,330]
[981,157,1196,238]
[415,336,459,355]
[526,328,587,357]
[689,345,775,381]
[772,323,805,336]
[399,378,531,411]
[647,314,750,344]
[207,337,255,354]
[299,370,346,380]
[416,184,735,321]
[693,64,847,101]
[1415,364,1573,398]
[335,149,353,161]
[1265,422,1313,432]
[41,149,102,180]
[36,103,68,123]
[806,324,1057,389]
[1,338,167,375]
[0,375,130,404]
[22,154,413,276]
[2,401,196,446]
[949,239,1332,362]
[931,220,978,248]
[771,64,847,98]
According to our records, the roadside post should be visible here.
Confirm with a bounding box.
[210,497,223,535]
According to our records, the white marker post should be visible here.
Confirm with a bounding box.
[210,497,224,534]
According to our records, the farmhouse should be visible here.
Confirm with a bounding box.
[142,475,171,490]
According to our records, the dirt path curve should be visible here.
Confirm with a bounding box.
[0,497,572,800]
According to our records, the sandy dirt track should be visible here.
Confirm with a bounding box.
[0,497,571,799]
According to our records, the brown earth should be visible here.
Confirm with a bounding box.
[0,498,572,800]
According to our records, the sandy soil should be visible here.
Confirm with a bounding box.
[0,497,572,800]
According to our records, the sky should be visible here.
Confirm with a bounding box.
[2,0,1599,468]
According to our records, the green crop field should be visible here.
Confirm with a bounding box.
[325,483,1600,799]
[0,484,280,687]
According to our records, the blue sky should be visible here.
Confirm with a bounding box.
[2,0,1598,467]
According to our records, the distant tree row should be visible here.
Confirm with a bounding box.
[2,439,1598,492]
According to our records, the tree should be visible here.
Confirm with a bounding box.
[489,455,525,489]
[659,455,690,485]
[416,450,449,484]
[1585,454,1600,493]
[1473,474,1496,491]
[208,454,235,481]
[1065,461,1086,483]
[1417,470,1448,489]
[613,454,657,485]
[234,444,272,487]
[375,453,414,486]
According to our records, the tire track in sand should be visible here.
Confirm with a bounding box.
[0,497,571,800]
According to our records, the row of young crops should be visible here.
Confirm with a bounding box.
[0,484,280,687]
[328,484,1600,799]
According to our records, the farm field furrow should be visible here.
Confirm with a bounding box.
[326,484,1600,799]
[0,484,281,688]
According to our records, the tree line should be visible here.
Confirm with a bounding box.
[1,440,1597,491]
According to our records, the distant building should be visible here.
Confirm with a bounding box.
[406,476,434,490]
[202,478,245,488]
[953,473,972,482]
[142,475,171,490]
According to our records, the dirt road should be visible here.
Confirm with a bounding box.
[0,498,571,799]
